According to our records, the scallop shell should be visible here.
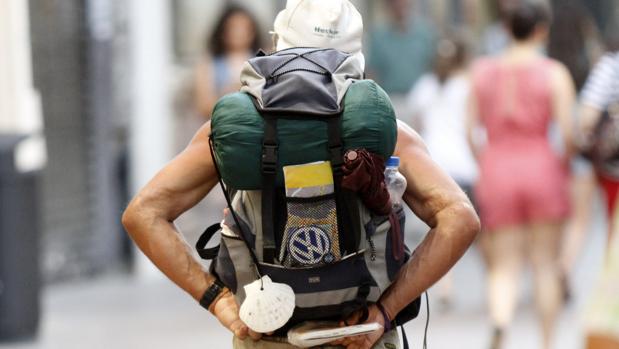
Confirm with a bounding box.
[239,276,296,333]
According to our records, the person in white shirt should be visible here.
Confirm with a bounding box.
[407,36,478,195]
[406,36,478,308]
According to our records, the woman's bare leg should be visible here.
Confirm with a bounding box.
[529,221,564,349]
[561,169,596,276]
[480,227,527,348]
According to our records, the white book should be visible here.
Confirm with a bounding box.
[287,321,382,348]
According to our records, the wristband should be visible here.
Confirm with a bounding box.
[376,302,393,332]
[199,278,225,311]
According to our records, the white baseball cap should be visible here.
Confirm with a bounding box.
[273,0,364,54]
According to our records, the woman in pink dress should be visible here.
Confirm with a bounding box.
[467,3,575,349]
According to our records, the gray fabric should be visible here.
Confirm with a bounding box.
[332,54,365,105]
[295,286,379,308]
[222,235,256,304]
[239,63,266,107]
[360,202,393,294]
[232,191,263,260]
[240,48,364,112]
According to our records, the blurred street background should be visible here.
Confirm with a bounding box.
[1,0,619,348]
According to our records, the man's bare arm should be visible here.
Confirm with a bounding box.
[122,122,218,301]
[122,122,262,340]
[378,121,480,318]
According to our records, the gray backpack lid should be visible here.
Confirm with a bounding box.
[240,48,364,115]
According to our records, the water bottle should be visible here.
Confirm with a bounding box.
[385,156,407,210]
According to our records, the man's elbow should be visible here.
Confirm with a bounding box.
[122,196,151,238]
[121,201,139,236]
[452,203,481,243]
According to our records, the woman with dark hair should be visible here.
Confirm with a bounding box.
[467,2,575,349]
[194,5,262,118]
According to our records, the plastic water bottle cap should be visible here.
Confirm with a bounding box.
[386,156,400,167]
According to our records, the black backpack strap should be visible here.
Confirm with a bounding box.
[195,223,222,260]
[327,116,344,178]
[261,116,278,263]
[327,116,359,254]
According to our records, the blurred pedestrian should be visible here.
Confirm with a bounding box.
[407,35,477,309]
[194,4,262,119]
[548,0,602,91]
[467,3,575,349]
[367,0,436,120]
[578,48,619,242]
[546,0,602,302]
[480,0,517,55]
[408,35,477,196]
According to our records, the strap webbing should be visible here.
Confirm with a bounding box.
[261,117,278,263]
[195,223,222,260]
[327,117,359,254]
[327,117,344,178]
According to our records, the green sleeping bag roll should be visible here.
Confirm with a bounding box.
[210,79,397,190]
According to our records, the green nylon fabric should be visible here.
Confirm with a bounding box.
[211,80,397,190]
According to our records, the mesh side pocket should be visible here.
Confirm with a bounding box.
[279,195,341,267]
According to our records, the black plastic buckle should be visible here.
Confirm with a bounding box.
[262,143,278,174]
[329,145,344,176]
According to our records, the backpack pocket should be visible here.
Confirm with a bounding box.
[279,194,341,267]
[362,206,421,324]
[363,206,408,293]
[260,252,380,325]
[213,232,258,304]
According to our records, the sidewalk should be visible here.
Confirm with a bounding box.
[0,241,603,349]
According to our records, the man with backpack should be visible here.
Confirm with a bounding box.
[122,1,479,348]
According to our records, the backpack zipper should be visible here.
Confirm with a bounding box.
[367,236,377,261]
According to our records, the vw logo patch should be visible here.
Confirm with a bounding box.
[288,226,332,265]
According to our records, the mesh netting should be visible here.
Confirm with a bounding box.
[279,197,340,267]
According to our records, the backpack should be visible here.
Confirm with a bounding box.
[584,102,619,179]
[197,48,420,334]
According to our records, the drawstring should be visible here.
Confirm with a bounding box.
[208,136,263,280]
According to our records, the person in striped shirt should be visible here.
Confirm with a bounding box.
[580,51,619,239]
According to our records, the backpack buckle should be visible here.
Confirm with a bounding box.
[262,143,278,174]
